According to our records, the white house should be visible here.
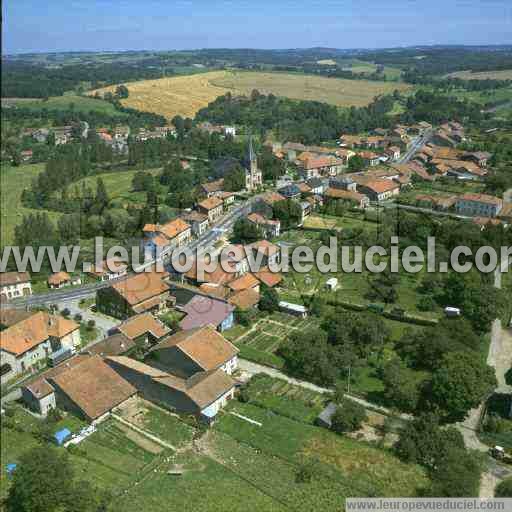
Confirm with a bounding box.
[0,272,32,301]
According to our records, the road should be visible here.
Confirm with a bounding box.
[4,197,258,309]
[397,130,433,164]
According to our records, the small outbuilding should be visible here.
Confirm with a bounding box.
[278,301,307,318]
[54,428,72,446]
[325,278,338,291]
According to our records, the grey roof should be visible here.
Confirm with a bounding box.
[278,184,301,198]
[317,402,337,428]
[307,177,324,189]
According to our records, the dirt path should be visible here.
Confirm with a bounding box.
[115,422,164,454]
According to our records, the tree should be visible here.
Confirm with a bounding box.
[232,217,262,244]
[5,446,101,512]
[347,155,365,172]
[273,199,302,229]
[395,414,465,469]
[94,177,109,214]
[495,477,512,497]
[58,213,81,244]
[224,167,246,192]
[115,84,129,99]
[331,400,367,433]
[259,286,279,313]
[425,447,482,497]
[429,351,496,421]
[380,358,422,412]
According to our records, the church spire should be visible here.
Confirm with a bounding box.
[248,134,256,165]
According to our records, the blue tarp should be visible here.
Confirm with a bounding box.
[6,463,17,476]
[54,428,71,445]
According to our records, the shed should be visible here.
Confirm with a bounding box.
[54,428,71,446]
[325,278,338,291]
[6,463,17,476]
[278,301,307,318]
[316,402,337,429]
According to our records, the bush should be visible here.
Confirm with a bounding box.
[73,313,83,323]
[495,477,512,497]
[86,319,95,330]
[61,308,70,317]
[46,408,63,424]
[417,295,435,312]
[331,399,367,434]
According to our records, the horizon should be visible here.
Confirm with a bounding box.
[3,0,512,55]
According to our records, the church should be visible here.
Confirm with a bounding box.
[244,137,263,191]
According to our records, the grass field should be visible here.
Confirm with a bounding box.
[91,70,412,119]
[0,163,62,246]
[446,70,512,80]
[20,95,126,115]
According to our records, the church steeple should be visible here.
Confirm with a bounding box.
[248,135,257,173]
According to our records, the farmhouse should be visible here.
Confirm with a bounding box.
[106,356,236,423]
[197,197,224,223]
[22,355,136,421]
[324,188,370,209]
[150,325,239,377]
[455,193,503,218]
[0,272,32,300]
[1,312,80,382]
[96,271,173,319]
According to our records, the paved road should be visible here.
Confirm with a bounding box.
[397,130,433,164]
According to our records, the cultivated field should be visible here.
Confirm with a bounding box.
[211,71,411,107]
[446,70,512,80]
[90,70,411,119]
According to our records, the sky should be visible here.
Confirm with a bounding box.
[3,0,512,54]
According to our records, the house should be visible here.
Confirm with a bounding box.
[228,288,260,311]
[0,272,32,300]
[385,146,401,161]
[415,194,457,211]
[150,325,239,377]
[142,218,192,258]
[247,240,281,267]
[227,273,260,294]
[306,177,327,195]
[455,193,503,218]
[47,272,71,289]
[297,182,312,194]
[114,125,131,140]
[324,188,370,209]
[329,176,357,192]
[359,151,380,167]
[199,179,225,198]
[1,312,80,381]
[278,184,301,200]
[354,178,400,202]
[299,201,312,224]
[253,267,283,288]
[88,258,128,281]
[22,355,136,421]
[221,244,250,274]
[106,356,236,423]
[96,271,173,319]
[282,142,307,160]
[117,312,170,346]
[197,197,224,223]
[179,295,235,332]
[218,191,235,209]
[336,148,356,165]
[20,149,33,162]
[247,213,281,238]
[464,151,492,168]
[297,156,344,179]
[182,211,210,236]
[87,333,136,357]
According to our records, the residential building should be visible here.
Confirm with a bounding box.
[278,184,301,200]
[329,176,357,192]
[199,179,225,198]
[150,325,239,377]
[218,191,235,209]
[47,272,71,289]
[142,218,192,258]
[88,258,128,281]
[324,188,370,209]
[228,289,260,311]
[117,312,170,346]
[359,151,380,167]
[227,273,260,295]
[385,146,401,161]
[197,197,224,223]
[106,356,236,423]
[1,312,80,381]
[0,272,32,300]
[179,295,235,332]
[96,271,173,319]
[182,211,210,236]
[87,333,136,357]
[22,355,136,421]
[247,213,281,238]
[355,178,400,202]
[455,193,503,218]
[464,151,492,168]
[306,177,327,195]
[246,240,281,267]
[252,267,283,288]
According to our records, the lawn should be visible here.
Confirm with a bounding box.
[91,70,412,120]
[21,94,127,116]
[0,163,62,246]
[445,70,512,80]
[215,401,429,499]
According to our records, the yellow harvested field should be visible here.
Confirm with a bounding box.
[211,71,411,108]
[446,70,512,80]
[316,59,337,66]
[90,70,411,119]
